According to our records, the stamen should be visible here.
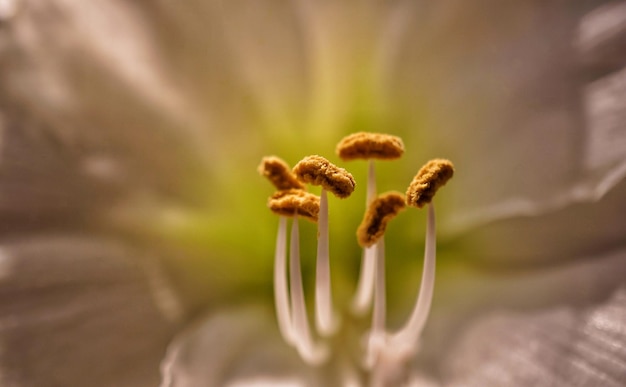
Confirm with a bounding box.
[293,155,355,336]
[293,155,356,198]
[356,192,406,248]
[258,156,305,190]
[273,216,294,344]
[390,203,436,349]
[358,194,404,369]
[336,132,405,161]
[353,244,377,315]
[364,238,387,370]
[389,159,454,352]
[268,189,320,222]
[336,133,403,317]
[405,159,454,209]
[268,189,320,345]
[260,148,455,379]
[289,216,329,365]
[352,160,377,314]
[314,189,338,336]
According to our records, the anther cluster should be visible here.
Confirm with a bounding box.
[259,132,454,386]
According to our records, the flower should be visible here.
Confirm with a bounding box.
[1,1,625,386]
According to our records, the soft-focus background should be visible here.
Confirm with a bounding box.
[0,1,625,386]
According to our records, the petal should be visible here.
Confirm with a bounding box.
[449,170,626,265]
[0,116,123,227]
[577,2,626,78]
[0,1,211,202]
[384,1,626,231]
[440,285,626,387]
[160,306,321,387]
[0,235,179,386]
[407,246,626,385]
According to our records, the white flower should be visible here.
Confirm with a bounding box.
[0,1,625,386]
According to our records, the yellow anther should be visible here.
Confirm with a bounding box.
[406,159,454,208]
[259,156,305,190]
[336,132,404,161]
[357,192,406,247]
[268,189,321,222]
[293,155,356,199]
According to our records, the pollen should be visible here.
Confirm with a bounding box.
[406,159,454,208]
[357,192,406,247]
[293,155,356,198]
[268,189,321,222]
[259,156,305,190]
[336,132,405,161]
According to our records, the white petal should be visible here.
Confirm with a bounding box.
[452,173,626,265]
[441,285,626,387]
[0,235,179,387]
[160,306,320,387]
[384,1,626,231]
[408,246,626,385]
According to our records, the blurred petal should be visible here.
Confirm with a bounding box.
[0,235,178,386]
[577,1,626,78]
[0,1,211,203]
[452,170,626,266]
[160,306,322,387]
[383,1,626,231]
[440,285,626,387]
[412,246,626,384]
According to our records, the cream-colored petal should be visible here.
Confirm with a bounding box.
[440,285,626,387]
[382,1,626,232]
[402,246,626,384]
[451,173,626,266]
[0,1,217,196]
[160,306,323,387]
[0,235,180,387]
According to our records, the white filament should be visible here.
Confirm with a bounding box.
[352,160,378,314]
[289,217,329,365]
[352,245,377,314]
[315,188,338,336]
[391,203,437,348]
[364,238,387,369]
[274,217,294,344]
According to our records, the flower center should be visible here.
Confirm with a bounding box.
[259,135,454,386]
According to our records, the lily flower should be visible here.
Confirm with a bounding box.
[1,1,625,387]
